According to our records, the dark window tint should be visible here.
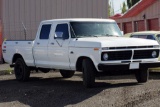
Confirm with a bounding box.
[55,24,69,39]
[147,35,155,40]
[131,35,147,39]
[40,24,51,39]
[157,34,160,41]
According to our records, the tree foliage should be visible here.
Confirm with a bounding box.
[127,0,140,9]
[108,1,114,16]
[121,2,127,14]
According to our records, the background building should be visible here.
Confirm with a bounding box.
[0,0,109,63]
[110,0,160,34]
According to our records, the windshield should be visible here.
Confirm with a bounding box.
[70,22,122,38]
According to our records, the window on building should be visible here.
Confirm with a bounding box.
[39,24,51,39]
[55,24,69,39]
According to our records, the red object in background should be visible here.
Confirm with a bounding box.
[110,0,157,19]
[122,0,157,18]
[0,21,2,63]
[148,18,159,31]
[134,20,145,32]
[123,22,132,34]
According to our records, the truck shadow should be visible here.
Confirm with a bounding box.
[0,75,139,107]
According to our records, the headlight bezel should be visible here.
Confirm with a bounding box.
[103,53,109,61]
[152,51,157,58]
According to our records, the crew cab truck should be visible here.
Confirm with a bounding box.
[2,19,160,88]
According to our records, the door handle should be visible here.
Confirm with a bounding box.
[37,43,40,45]
[51,43,54,45]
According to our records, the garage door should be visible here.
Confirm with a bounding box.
[134,20,145,32]
[0,22,2,63]
[123,22,132,34]
[148,18,159,31]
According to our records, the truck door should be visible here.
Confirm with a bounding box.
[48,23,71,70]
[33,24,52,67]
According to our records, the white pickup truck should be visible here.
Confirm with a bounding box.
[2,19,160,88]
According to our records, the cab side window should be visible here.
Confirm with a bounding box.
[55,24,69,39]
[39,24,51,39]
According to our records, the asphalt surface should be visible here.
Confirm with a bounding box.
[0,71,160,107]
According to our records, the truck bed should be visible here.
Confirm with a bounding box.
[2,40,35,66]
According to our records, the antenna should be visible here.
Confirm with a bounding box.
[22,22,27,40]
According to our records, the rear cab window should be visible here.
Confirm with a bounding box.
[39,24,52,39]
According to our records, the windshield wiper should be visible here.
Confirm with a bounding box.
[101,34,113,36]
[101,34,120,37]
[76,35,98,38]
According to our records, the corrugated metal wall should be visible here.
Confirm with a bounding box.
[1,0,108,40]
[0,0,2,62]
[0,21,2,63]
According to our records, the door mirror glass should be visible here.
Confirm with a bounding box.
[55,32,63,39]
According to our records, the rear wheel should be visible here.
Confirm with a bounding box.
[82,59,96,88]
[14,58,30,81]
[135,68,149,83]
[60,70,75,78]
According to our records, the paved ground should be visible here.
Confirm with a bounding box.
[0,64,13,75]
[0,69,160,107]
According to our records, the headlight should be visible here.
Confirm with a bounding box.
[152,51,157,58]
[103,53,109,60]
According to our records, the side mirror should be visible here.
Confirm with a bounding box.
[55,32,64,39]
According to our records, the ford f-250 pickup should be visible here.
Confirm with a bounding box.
[2,19,160,88]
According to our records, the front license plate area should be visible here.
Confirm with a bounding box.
[129,63,139,69]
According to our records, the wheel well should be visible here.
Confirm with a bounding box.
[12,54,23,64]
[76,56,92,71]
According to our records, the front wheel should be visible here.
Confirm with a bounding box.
[60,70,75,78]
[14,58,30,81]
[135,68,149,83]
[82,59,96,88]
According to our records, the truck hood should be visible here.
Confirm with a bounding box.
[75,37,159,48]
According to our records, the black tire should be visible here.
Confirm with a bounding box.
[60,70,75,78]
[14,58,30,81]
[82,59,96,88]
[135,68,149,83]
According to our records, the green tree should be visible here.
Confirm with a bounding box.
[108,1,114,16]
[127,0,140,9]
[121,2,127,14]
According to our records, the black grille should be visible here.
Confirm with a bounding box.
[102,51,132,61]
[109,46,154,50]
[133,50,159,59]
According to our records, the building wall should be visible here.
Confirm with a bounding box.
[0,21,2,63]
[115,0,160,33]
[1,0,108,40]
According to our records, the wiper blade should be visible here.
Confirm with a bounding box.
[101,34,120,37]
[76,35,98,38]
[102,34,113,36]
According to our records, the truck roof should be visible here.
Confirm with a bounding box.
[132,31,160,35]
[41,18,115,23]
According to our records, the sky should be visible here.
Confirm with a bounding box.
[110,0,127,14]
